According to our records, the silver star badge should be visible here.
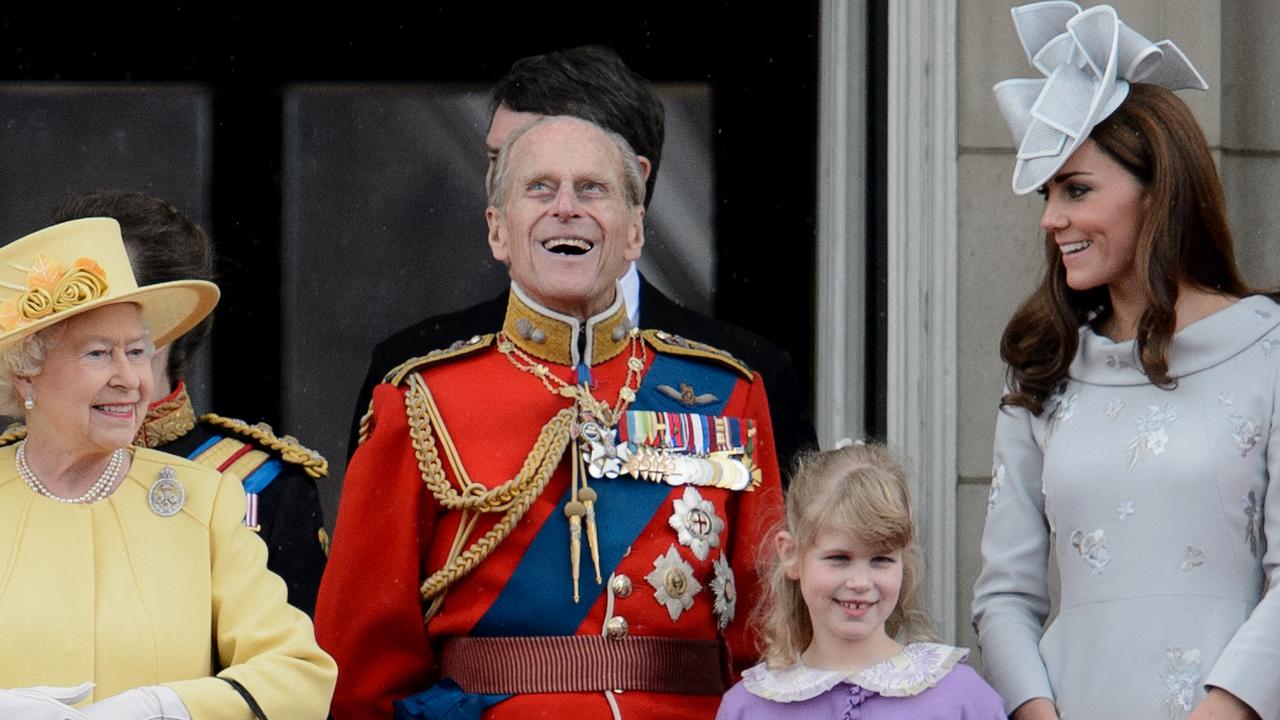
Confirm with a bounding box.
[645,545,702,622]
[711,554,736,630]
[668,486,724,561]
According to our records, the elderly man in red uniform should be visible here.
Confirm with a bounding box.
[316,115,781,720]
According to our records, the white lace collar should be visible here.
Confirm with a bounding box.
[742,642,969,702]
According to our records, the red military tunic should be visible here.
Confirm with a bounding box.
[317,286,782,720]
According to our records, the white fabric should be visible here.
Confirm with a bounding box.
[620,261,640,327]
[82,686,191,720]
[0,682,94,719]
[742,642,969,702]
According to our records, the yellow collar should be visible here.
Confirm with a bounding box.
[502,283,632,367]
[136,380,196,448]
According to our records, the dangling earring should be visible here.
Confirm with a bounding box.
[23,396,34,411]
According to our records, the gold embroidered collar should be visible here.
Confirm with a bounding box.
[502,283,632,367]
[136,380,197,448]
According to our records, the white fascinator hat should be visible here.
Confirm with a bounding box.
[994,2,1209,195]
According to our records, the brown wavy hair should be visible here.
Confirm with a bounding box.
[755,442,933,668]
[1001,83,1252,414]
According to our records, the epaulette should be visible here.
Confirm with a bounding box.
[383,333,495,386]
[0,422,27,447]
[642,329,754,380]
[199,414,329,479]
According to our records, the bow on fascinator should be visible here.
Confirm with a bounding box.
[994,1,1208,195]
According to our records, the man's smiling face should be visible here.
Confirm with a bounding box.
[486,118,644,320]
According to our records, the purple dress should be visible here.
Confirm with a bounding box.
[716,643,1005,720]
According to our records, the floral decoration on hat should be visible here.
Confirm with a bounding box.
[0,218,219,351]
[0,254,109,331]
[994,2,1208,195]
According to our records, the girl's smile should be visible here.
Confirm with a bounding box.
[784,525,905,671]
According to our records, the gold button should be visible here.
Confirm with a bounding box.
[611,574,632,598]
[606,616,629,639]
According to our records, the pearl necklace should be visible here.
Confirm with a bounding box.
[16,439,126,504]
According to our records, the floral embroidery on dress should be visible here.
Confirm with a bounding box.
[1070,529,1109,575]
[668,486,724,561]
[1126,403,1178,470]
[1228,415,1262,457]
[987,463,1006,512]
[1044,382,1078,438]
[1216,391,1235,407]
[856,643,954,694]
[1244,491,1261,559]
[1255,308,1273,321]
[1117,501,1135,522]
[1262,337,1280,358]
[1179,545,1204,571]
[1104,353,1134,370]
[1104,398,1125,420]
[1160,646,1202,718]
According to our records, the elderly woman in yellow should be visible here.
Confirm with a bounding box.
[0,218,336,719]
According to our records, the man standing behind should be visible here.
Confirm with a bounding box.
[317,116,781,720]
[347,46,815,476]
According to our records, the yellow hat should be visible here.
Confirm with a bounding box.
[0,217,220,349]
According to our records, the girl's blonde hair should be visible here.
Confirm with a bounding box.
[756,442,933,668]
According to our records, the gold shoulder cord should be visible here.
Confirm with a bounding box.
[356,406,374,447]
[200,414,329,479]
[358,335,496,450]
[641,329,753,380]
[405,373,575,622]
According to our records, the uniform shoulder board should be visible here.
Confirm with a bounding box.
[642,329,754,380]
[0,422,27,447]
[383,333,496,386]
[199,414,329,479]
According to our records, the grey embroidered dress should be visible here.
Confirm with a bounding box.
[973,296,1280,720]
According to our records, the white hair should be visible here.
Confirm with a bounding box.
[487,115,646,210]
[0,325,66,416]
[0,307,156,417]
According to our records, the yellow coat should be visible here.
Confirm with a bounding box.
[0,446,336,718]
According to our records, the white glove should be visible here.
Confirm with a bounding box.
[0,682,94,719]
[81,687,191,720]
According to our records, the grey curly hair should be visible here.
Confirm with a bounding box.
[0,325,67,416]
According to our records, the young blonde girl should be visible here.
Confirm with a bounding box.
[717,443,1003,719]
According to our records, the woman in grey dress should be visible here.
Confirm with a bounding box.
[972,4,1279,720]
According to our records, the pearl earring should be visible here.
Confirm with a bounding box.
[23,396,34,410]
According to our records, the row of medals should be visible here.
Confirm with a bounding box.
[577,419,754,491]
